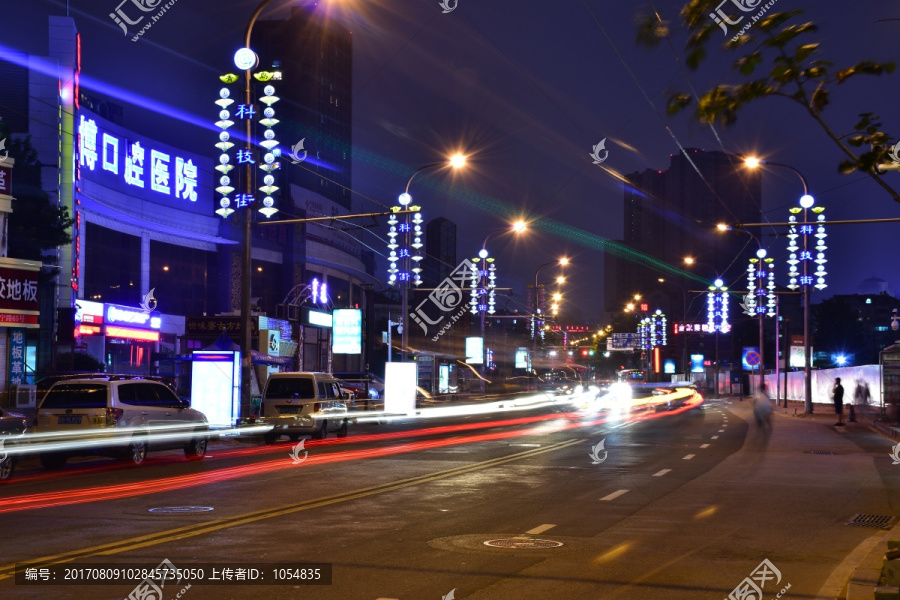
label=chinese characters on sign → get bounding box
[7,328,25,387]
[0,263,41,328]
[78,113,201,204]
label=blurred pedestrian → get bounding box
[753,382,773,431]
[853,379,872,418]
[833,377,845,426]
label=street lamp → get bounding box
[392,154,468,362]
[471,222,526,394]
[218,0,284,424]
[532,257,569,348]
[744,156,820,414]
[658,277,689,376]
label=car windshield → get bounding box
[40,384,107,409]
[265,378,316,400]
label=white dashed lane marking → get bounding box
[600,489,630,501]
[700,444,710,449]
[683,454,696,460]
[525,524,556,535]
[652,469,671,477]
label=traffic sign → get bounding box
[608,333,640,351]
[745,350,761,367]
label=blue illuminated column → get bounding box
[257,82,281,218]
[387,193,423,288]
[214,79,237,217]
[470,248,497,393]
[706,278,729,395]
[706,279,730,334]
[787,193,825,413]
[214,69,283,219]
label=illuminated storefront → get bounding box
[74,300,178,375]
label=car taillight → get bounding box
[313,403,320,413]
[106,407,124,425]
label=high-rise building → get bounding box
[423,217,457,289]
[255,5,353,210]
[605,148,762,321]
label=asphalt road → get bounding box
[0,393,897,600]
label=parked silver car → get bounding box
[34,377,209,469]
[259,372,349,443]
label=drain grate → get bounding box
[483,537,563,549]
[809,450,835,455]
[846,514,896,529]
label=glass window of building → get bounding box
[84,223,140,305]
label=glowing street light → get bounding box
[743,154,818,414]
[393,153,469,361]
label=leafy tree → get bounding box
[0,121,74,266]
[636,1,899,203]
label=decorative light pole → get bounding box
[707,278,730,396]
[744,156,820,414]
[747,248,776,389]
[391,154,467,361]
[213,0,285,424]
[469,222,526,394]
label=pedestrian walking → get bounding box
[853,379,872,419]
[753,382,773,431]
[833,377,845,426]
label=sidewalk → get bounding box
[719,395,900,600]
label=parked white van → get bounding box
[258,372,349,443]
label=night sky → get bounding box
[4,0,899,320]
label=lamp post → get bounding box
[471,222,526,395]
[744,157,820,414]
[532,257,569,351]
[658,277,688,377]
[217,0,279,424]
[392,154,466,363]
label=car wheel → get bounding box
[335,420,348,438]
[128,436,148,465]
[288,433,301,442]
[184,436,207,459]
[40,453,67,470]
[0,455,13,481]
[313,420,327,440]
[263,430,278,444]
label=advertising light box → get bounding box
[190,351,240,427]
[466,337,484,365]
[384,362,417,416]
[332,309,362,354]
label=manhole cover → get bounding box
[483,538,563,549]
[808,450,834,455]
[148,506,214,514]
[846,514,896,529]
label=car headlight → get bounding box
[368,389,379,399]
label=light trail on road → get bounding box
[0,391,701,513]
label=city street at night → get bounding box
[1,392,898,599]
[2,1,900,598]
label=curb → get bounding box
[847,524,900,600]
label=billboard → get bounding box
[332,309,362,354]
